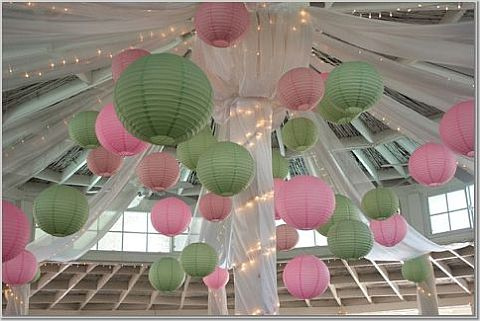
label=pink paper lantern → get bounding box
[111,48,150,82]
[151,197,192,236]
[408,142,457,187]
[2,250,37,285]
[439,100,475,157]
[199,193,232,222]
[370,214,408,247]
[2,200,30,263]
[95,103,149,157]
[275,175,335,230]
[276,224,299,251]
[87,146,123,177]
[320,72,329,82]
[194,3,250,48]
[137,152,180,192]
[202,266,229,290]
[273,178,285,220]
[277,67,325,111]
[282,255,330,300]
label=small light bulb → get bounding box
[389,12,393,17]
[24,72,29,78]
[407,8,412,12]
[257,26,261,31]
[50,63,55,68]
[418,3,422,7]
[170,27,175,32]
[396,7,400,11]
[64,8,68,12]
[38,71,42,76]
[75,57,79,63]
[62,59,66,65]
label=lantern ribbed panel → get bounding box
[87,146,123,177]
[327,220,373,260]
[203,267,230,290]
[95,103,149,157]
[277,67,325,111]
[114,53,213,146]
[68,111,100,149]
[320,72,329,83]
[281,117,318,152]
[176,127,217,170]
[401,256,430,283]
[276,224,299,251]
[361,187,400,220]
[316,96,360,124]
[151,197,192,236]
[180,243,218,277]
[2,200,30,263]
[196,142,255,196]
[136,152,180,192]
[317,194,362,237]
[274,178,285,220]
[272,149,289,179]
[2,250,37,285]
[112,48,150,82]
[33,185,89,237]
[199,193,232,222]
[148,257,185,292]
[439,100,475,157]
[408,142,457,187]
[325,61,383,113]
[282,255,330,300]
[194,3,250,48]
[30,268,41,284]
[370,214,408,247]
[276,175,335,230]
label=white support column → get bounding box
[416,254,439,315]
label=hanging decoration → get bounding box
[274,178,285,220]
[199,193,232,222]
[148,257,186,292]
[176,126,217,171]
[68,111,100,149]
[114,53,213,146]
[281,117,319,152]
[33,185,89,237]
[361,187,399,220]
[408,142,457,187]
[317,194,363,237]
[327,220,373,260]
[439,99,474,157]
[2,250,37,285]
[316,97,359,124]
[136,152,180,192]
[87,146,123,177]
[272,148,289,179]
[320,72,329,82]
[370,214,408,247]
[203,266,230,290]
[401,255,430,283]
[196,142,255,196]
[151,197,192,236]
[276,224,299,252]
[111,48,151,83]
[2,200,30,263]
[180,243,218,278]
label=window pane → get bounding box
[469,185,475,207]
[123,233,147,252]
[447,190,467,211]
[35,227,47,240]
[296,230,316,248]
[98,232,122,251]
[314,231,328,246]
[147,214,156,233]
[148,234,171,252]
[430,214,450,234]
[449,210,471,230]
[428,194,447,214]
[109,215,123,232]
[123,211,147,233]
[174,235,188,251]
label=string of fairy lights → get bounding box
[351,2,465,19]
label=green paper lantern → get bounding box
[196,142,255,196]
[29,268,41,284]
[401,256,430,283]
[272,149,289,179]
[176,127,217,170]
[316,96,360,124]
[317,194,363,236]
[324,61,383,114]
[361,187,399,220]
[114,53,213,146]
[180,243,218,277]
[281,117,318,152]
[327,220,373,260]
[148,257,186,292]
[33,185,89,237]
[68,111,100,149]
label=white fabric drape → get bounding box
[4,285,30,316]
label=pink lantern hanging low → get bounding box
[439,99,475,157]
[277,67,325,111]
[111,48,150,82]
[276,224,299,251]
[273,178,285,220]
[2,200,30,263]
[370,214,408,247]
[199,193,232,222]
[151,197,192,236]
[282,255,330,300]
[137,152,180,192]
[408,142,457,187]
[2,250,37,285]
[203,266,229,290]
[194,3,250,48]
[87,146,123,177]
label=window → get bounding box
[275,219,327,248]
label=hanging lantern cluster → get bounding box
[136,152,180,192]
[148,257,185,292]
[370,213,408,247]
[272,149,289,179]
[2,200,30,263]
[317,194,363,237]
[361,187,399,220]
[439,99,474,157]
[180,243,218,278]
[87,146,123,177]
[151,197,192,237]
[281,117,319,152]
[68,111,101,149]
[199,193,232,222]
[176,127,217,171]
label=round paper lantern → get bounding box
[276,175,335,230]
[272,149,289,179]
[281,117,318,152]
[327,220,373,260]
[316,96,360,124]
[68,111,100,149]
[194,3,250,48]
[320,72,329,82]
[196,142,255,196]
[203,267,229,290]
[282,255,330,300]
[317,194,362,237]
[273,178,285,220]
[114,53,213,146]
[95,102,149,157]
[277,67,325,111]
[176,127,217,170]
[370,214,408,247]
[199,193,232,222]
[87,146,123,177]
[33,185,89,237]
[439,100,474,157]
[136,152,180,192]
[2,200,30,263]
[30,268,41,284]
[148,257,186,292]
[361,187,399,220]
[401,256,430,283]
[151,197,191,236]
[180,243,218,277]
[112,48,150,82]
[2,250,37,285]
[276,224,299,251]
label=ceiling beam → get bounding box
[79,265,121,310]
[59,150,89,184]
[448,250,474,269]
[352,149,381,185]
[146,291,159,311]
[370,260,404,300]
[430,258,471,294]
[112,265,147,310]
[179,276,192,310]
[341,259,372,303]
[328,284,342,306]
[31,263,72,296]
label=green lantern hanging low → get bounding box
[361,187,399,220]
[401,255,431,283]
[317,194,363,236]
[272,148,289,179]
[176,126,217,171]
[68,111,100,148]
[327,220,373,260]
[148,257,186,292]
[281,117,318,152]
[316,96,361,125]
[180,243,218,277]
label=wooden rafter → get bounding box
[341,259,372,303]
[328,284,342,306]
[78,265,121,310]
[430,258,471,294]
[31,263,72,296]
[179,276,191,310]
[370,260,404,300]
[112,265,147,310]
[448,249,474,269]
